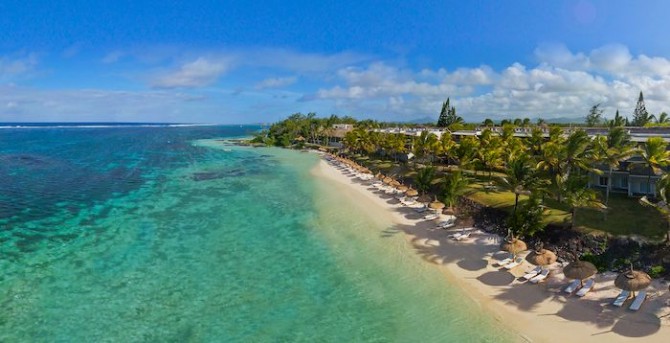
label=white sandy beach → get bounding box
[312,156,670,343]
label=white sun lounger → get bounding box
[529,269,550,283]
[493,257,513,267]
[453,232,471,241]
[402,199,417,206]
[503,257,523,270]
[522,266,542,281]
[437,221,455,230]
[437,218,456,228]
[576,279,595,297]
[564,279,581,294]
[612,290,630,307]
[629,290,647,311]
[423,213,439,220]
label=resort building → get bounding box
[588,157,661,197]
[371,126,670,197]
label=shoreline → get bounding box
[311,155,670,342]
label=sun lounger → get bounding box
[629,290,647,311]
[522,266,543,281]
[414,206,428,213]
[437,222,454,229]
[503,257,523,270]
[453,232,471,241]
[438,222,455,229]
[437,219,456,228]
[493,257,513,267]
[423,213,439,220]
[563,279,581,294]
[529,269,550,283]
[576,279,595,297]
[612,290,630,307]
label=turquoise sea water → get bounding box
[0,126,513,342]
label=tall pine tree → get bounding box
[632,91,651,126]
[437,98,450,127]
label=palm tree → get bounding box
[637,137,670,197]
[476,129,504,180]
[414,166,436,195]
[528,126,545,157]
[413,131,439,165]
[640,172,670,243]
[497,154,538,221]
[455,136,479,171]
[563,176,606,230]
[592,127,637,208]
[476,145,504,181]
[437,131,456,165]
[442,170,471,211]
[563,129,593,179]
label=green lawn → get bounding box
[465,179,667,240]
[346,155,667,240]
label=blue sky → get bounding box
[2,0,670,123]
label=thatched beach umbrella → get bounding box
[406,188,419,197]
[390,180,401,187]
[500,237,527,257]
[396,185,408,193]
[526,248,557,267]
[376,172,384,180]
[563,259,597,287]
[429,200,445,211]
[383,177,393,184]
[615,266,652,297]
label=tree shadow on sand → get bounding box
[539,291,662,338]
[493,282,551,311]
[476,271,515,286]
[457,258,488,271]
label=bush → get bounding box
[580,253,608,273]
[648,265,666,278]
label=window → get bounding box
[640,182,648,193]
[599,176,608,186]
[620,176,628,188]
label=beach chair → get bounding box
[522,266,542,281]
[403,199,417,206]
[563,279,580,294]
[529,269,550,283]
[629,290,647,311]
[493,257,513,267]
[503,257,523,270]
[612,290,630,307]
[423,213,439,220]
[454,232,471,241]
[437,221,455,230]
[576,279,595,297]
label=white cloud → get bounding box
[301,44,670,121]
[151,57,230,88]
[255,76,297,89]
